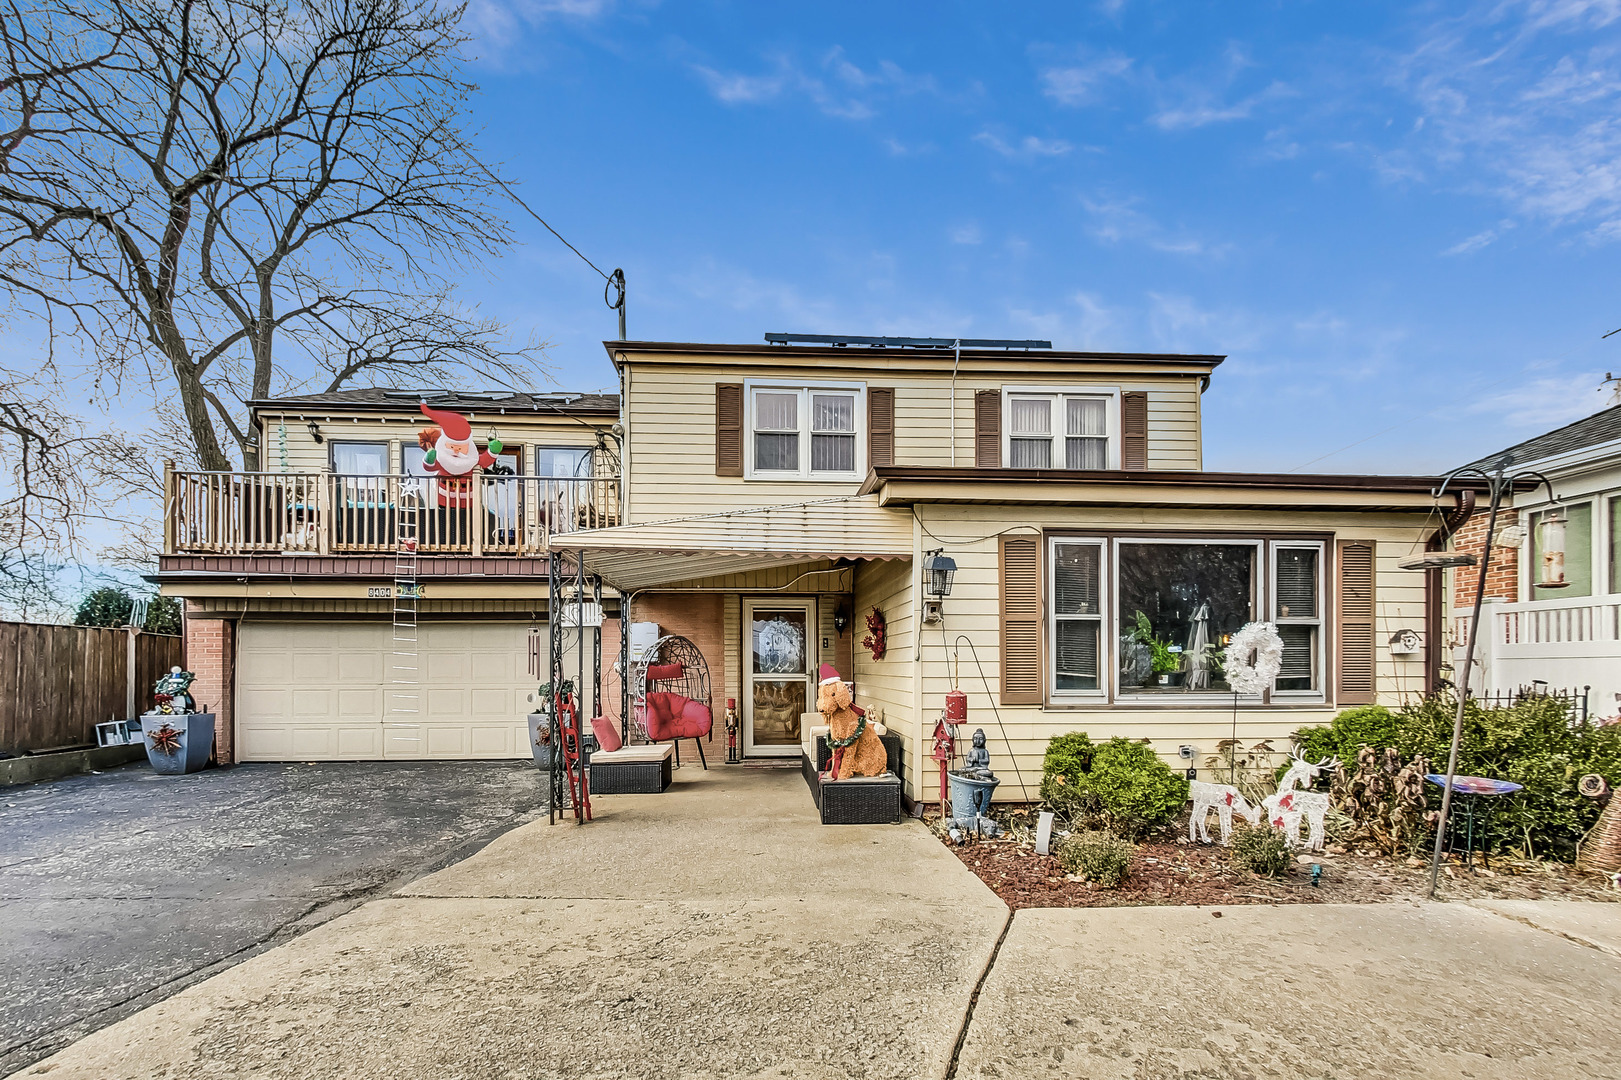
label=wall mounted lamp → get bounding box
[922,549,957,599]
[307,419,324,444]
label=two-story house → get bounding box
[160,337,1487,809]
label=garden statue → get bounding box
[1187,779,1262,845]
[152,666,196,714]
[1261,752,1340,851]
[948,728,1002,838]
[817,663,888,780]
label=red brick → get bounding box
[184,607,236,765]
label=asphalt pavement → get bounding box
[0,760,547,1076]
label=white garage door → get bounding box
[236,621,536,761]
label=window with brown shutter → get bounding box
[1000,535,1043,704]
[1121,391,1148,470]
[1335,540,1377,705]
[868,387,894,468]
[715,383,743,476]
[975,389,1001,467]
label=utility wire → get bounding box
[470,157,610,282]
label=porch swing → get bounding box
[635,635,715,769]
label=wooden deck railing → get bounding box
[163,467,620,557]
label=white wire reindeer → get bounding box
[1261,753,1341,852]
[1187,780,1262,845]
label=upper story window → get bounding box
[746,383,864,480]
[331,441,388,475]
[1004,391,1115,469]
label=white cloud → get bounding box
[1150,80,1293,131]
[1079,196,1225,257]
[1441,224,1511,255]
[1462,372,1611,428]
[689,48,941,121]
[973,130,1074,159]
[1040,53,1133,106]
[950,223,982,245]
[691,63,788,104]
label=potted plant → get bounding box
[527,678,576,769]
[1129,612,1184,687]
[141,667,215,775]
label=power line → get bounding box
[470,158,610,282]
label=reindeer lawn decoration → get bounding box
[1187,780,1262,845]
[1262,752,1341,852]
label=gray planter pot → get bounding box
[140,713,215,775]
[947,771,1000,827]
[528,712,553,770]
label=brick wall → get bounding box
[1451,513,1519,609]
[629,594,728,708]
[183,609,236,764]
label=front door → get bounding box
[743,599,816,757]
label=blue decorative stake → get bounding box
[1311,864,1323,888]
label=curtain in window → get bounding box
[1009,397,1051,435]
[1065,398,1108,469]
[811,434,855,472]
[810,393,856,472]
[1054,544,1100,614]
[534,447,592,478]
[332,443,388,475]
[811,394,854,432]
[756,392,798,430]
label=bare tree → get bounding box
[0,0,545,472]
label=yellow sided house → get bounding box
[159,337,1487,809]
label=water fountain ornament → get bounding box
[948,728,1002,838]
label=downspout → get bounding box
[1423,489,1477,695]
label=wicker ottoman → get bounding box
[814,733,903,782]
[589,744,674,794]
[817,774,902,825]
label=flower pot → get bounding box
[140,713,215,775]
[947,771,1000,826]
[1157,671,1186,687]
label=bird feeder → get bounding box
[1536,508,1571,589]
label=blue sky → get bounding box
[445,0,1621,474]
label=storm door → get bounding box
[742,599,816,757]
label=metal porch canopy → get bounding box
[547,495,914,591]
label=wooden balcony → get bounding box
[162,467,621,557]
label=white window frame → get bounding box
[1002,385,1120,471]
[1048,537,1109,701]
[743,380,866,481]
[1270,540,1326,701]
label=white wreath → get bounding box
[1223,621,1284,696]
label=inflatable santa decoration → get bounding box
[417,402,499,508]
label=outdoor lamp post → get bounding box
[923,549,957,598]
[1415,463,1556,899]
[1536,507,1571,589]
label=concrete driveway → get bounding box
[0,760,547,1075]
[9,761,1621,1080]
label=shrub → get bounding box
[1054,831,1133,888]
[1231,823,1291,877]
[1040,732,1101,825]
[1294,693,1621,860]
[1082,737,1191,839]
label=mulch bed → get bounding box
[943,824,1621,910]
[951,837,1327,909]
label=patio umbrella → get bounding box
[1184,600,1212,691]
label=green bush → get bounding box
[1040,734,1190,839]
[1293,694,1621,860]
[1054,831,1133,888]
[1231,823,1291,877]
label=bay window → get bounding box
[1006,391,1113,469]
[747,384,864,479]
[1046,535,1327,701]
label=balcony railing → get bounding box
[1455,593,1621,655]
[163,468,620,557]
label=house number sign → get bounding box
[368,585,426,599]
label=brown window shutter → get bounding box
[868,387,894,468]
[999,535,1042,704]
[975,389,1001,468]
[1121,391,1148,470]
[1335,540,1377,705]
[715,383,743,477]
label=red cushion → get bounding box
[644,691,711,741]
[590,715,622,754]
[645,662,684,681]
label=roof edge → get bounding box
[859,465,1509,497]
[604,340,1225,369]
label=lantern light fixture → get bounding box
[922,549,957,599]
[306,419,324,444]
[832,604,850,635]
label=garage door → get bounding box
[236,621,535,761]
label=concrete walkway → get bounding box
[13,762,1621,1080]
[13,763,1009,1080]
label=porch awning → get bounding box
[548,495,914,591]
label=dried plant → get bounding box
[1333,746,1435,855]
[146,722,182,755]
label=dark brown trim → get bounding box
[606,340,1225,370]
[862,465,1499,496]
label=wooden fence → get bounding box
[0,622,183,755]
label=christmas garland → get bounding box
[1223,621,1284,696]
[826,713,868,749]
